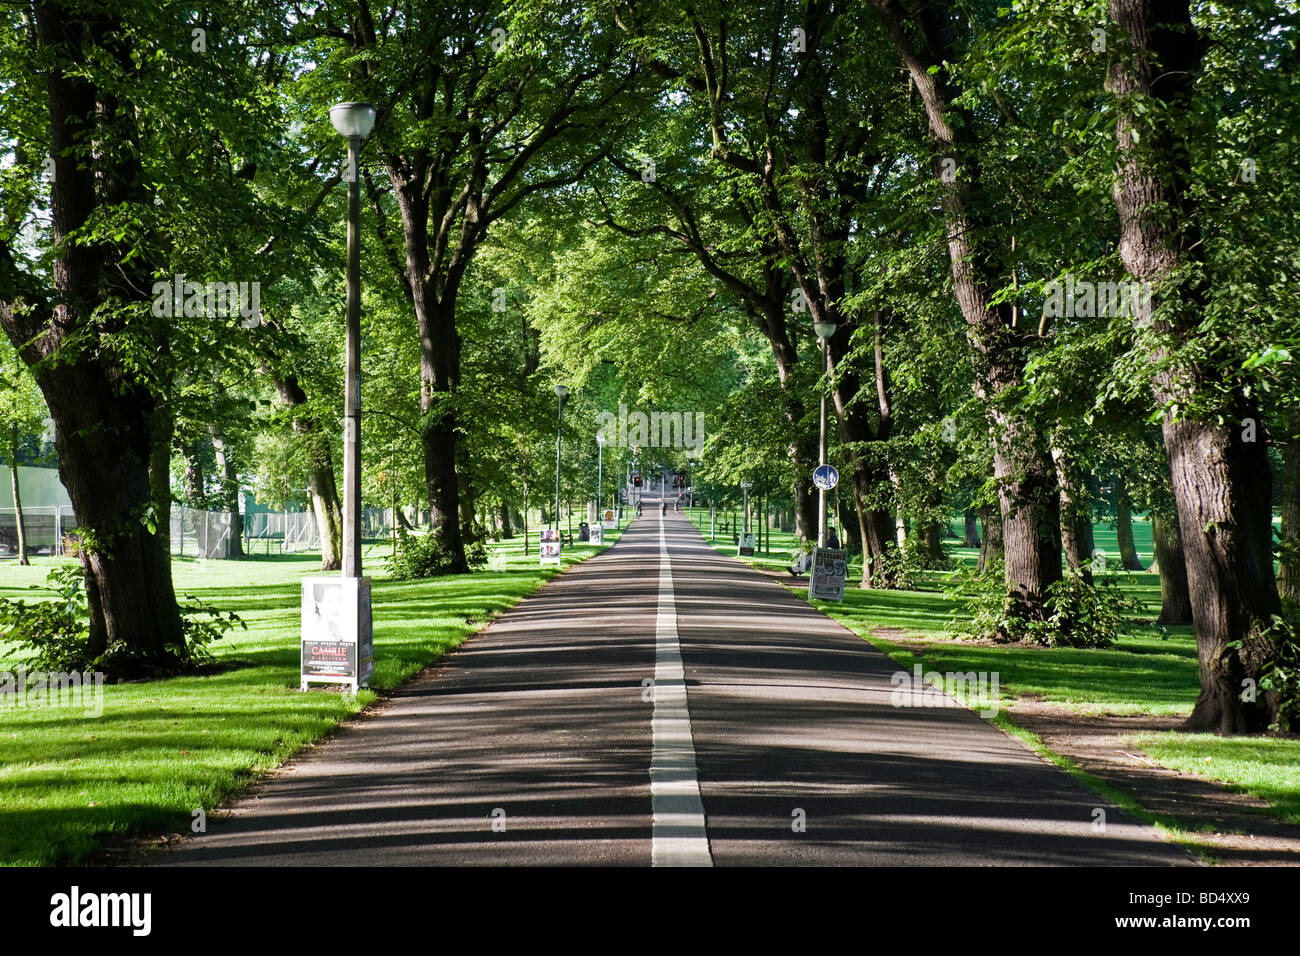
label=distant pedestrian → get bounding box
[827,527,840,550]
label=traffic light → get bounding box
[633,474,642,486]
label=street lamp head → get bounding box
[553,384,570,400]
[813,319,837,340]
[597,432,606,446]
[330,102,377,140]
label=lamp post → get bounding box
[597,431,605,520]
[301,101,376,695]
[330,101,377,578]
[553,384,569,531]
[813,318,836,548]
[741,480,752,536]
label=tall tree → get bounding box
[1105,0,1291,732]
[870,0,1063,623]
[311,0,639,571]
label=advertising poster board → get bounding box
[301,577,373,691]
[540,528,561,565]
[808,548,848,602]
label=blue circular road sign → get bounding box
[813,464,839,491]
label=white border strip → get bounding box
[651,511,713,866]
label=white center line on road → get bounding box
[651,511,713,867]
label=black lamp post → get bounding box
[329,101,377,577]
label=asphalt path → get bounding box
[158,503,1192,867]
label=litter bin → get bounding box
[579,521,590,541]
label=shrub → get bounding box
[0,564,245,674]
[1257,601,1300,732]
[869,542,926,590]
[0,564,91,670]
[946,562,1140,648]
[386,526,487,580]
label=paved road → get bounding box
[159,505,1192,867]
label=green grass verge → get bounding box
[0,527,622,866]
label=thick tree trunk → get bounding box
[768,332,817,545]
[1108,0,1281,733]
[1163,419,1279,730]
[1114,476,1145,570]
[922,521,943,563]
[417,312,467,572]
[963,510,981,549]
[387,161,469,573]
[1280,411,1300,601]
[48,368,184,670]
[0,5,184,674]
[978,504,1004,574]
[1152,511,1193,625]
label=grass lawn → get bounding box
[686,507,1300,838]
[0,527,621,866]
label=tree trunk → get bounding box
[419,321,468,572]
[498,501,512,539]
[962,510,981,548]
[1114,476,1145,570]
[9,427,27,566]
[0,4,184,674]
[209,423,244,559]
[182,442,204,503]
[46,369,183,669]
[396,505,414,532]
[149,411,172,559]
[1280,410,1300,601]
[387,162,469,574]
[923,521,943,563]
[1108,0,1281,733]
[457,439,476,546]
[872,2,1061,620]
[827,319,895,587]
[272,375,342,571]
[1152,511,1193,625]
[1053,444,1093,585]
[978,504,1004,574]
